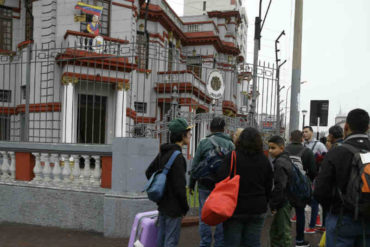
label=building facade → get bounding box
[0,0,252,156]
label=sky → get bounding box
[166,0,370,131]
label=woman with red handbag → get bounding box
[213,127,274,247]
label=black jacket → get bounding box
[215,150,273,216]
[145,144,189,217]
[286,143,317,181]
[314,133,370,215]
[270,152,293,211]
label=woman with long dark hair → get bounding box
[215,127,273,247]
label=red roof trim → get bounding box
[62,72,130,84]
[17,40,34,49]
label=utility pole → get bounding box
[289,0,303,133]
[275,30,286,135]
[248,0,272,127]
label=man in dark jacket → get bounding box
[314,108,370,246]
[286,130,316,247]
[268,135,293,247]
[189,117,234,247]
[145,118,192,247]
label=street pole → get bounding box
[302,114,305,130]
[248,0,272,127]
[289,0,303,133]
[275,30,286,135]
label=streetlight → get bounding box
[302,109,308,130]
[284,81,308,136]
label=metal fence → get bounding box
[0,36,279,151]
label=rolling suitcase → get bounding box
[128,210,159,247]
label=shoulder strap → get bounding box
[341,143,360,154]
[311,141,318,152]
[209,136,221,152]
[163,150,181,174]
[297,147,307,157]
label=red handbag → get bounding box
[201,151,240,226]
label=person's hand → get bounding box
[271,210,277,215]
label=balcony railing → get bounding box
[63,30,130,56]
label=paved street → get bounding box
[0,215,322,247]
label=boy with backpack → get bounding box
[145,118,192,247]
[189,117,235,247]
[286,130,316,247]
[268,136,294,247]
[268,135,312,247]
[314,109,370,246]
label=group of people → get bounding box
[145,108,370,247]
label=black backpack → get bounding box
[191,136,229,180]
[338,144,370,220]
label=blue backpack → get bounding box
[288,149,312,205]
[191,136,229,180]
[144,151,181,203]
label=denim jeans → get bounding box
[309,198,319,228]
[295,206,305,242]
[156,212,182,247]
[325,212,370,247]
[223,214,265,247]
[198,189,224,247]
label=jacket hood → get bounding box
[160,143,181,153]
[207,132,233,141]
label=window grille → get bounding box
[0,7,12,50]
[134,102,147,114]
[0,90,11,103]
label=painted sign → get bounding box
[207,70,225,99]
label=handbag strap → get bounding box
[228,151,237,177]
[162,150,181,175]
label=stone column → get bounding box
[61,78,76,143]
[115,82,128,138]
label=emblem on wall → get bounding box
[92,36,104,53]
[207,70,225,99]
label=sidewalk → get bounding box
[0,216,322,247]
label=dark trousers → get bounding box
[295,206,305,242]
[223,214,265,247]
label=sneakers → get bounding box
[304,228,316,234]
[315,226,326,232]
[291,215,297,223]
[296,240,311,247]
[316,215,322,227]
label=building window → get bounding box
[0,116,10,141]
[187,24,199,32]
[0,7,12,51]
[0,90,11,103]
[136,31,147,69]
[80,0,110,36]
[25,0,33,41]
[21,86,26,100]
[203,1,206,11]
[134,102,147,114]
[186,56,202,78]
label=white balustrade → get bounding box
[91,155,101,187]
[62,154,72,184]
[42,153,52,183]
[32,153,42,183]
[82,155,91,186]
[72,155,82,186]
[9,152,15,180]
[52,153,62,185]
[1,151,10,181]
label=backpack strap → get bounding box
[209,136,221,153]
[162,150,181,175]
[311,141,318,152]
[297,147,307,157]
[341,143,360,154]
